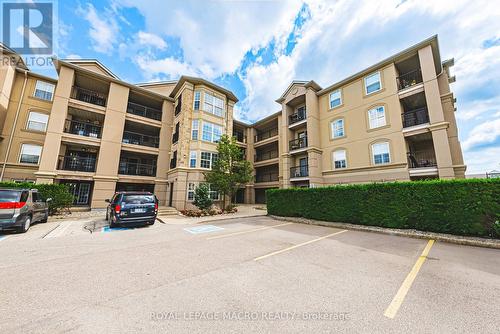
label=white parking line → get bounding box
[43,221,72,238]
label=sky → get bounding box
[11,0,500,174]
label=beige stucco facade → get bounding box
[0,36,465,209]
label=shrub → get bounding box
[193,184,213,211]
[266,179,500,238]
[0,182,74,215]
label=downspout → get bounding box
[0,69,28,181]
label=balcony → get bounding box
[233,131,246,143]
[64,119,102,138]
[127,102,162,121]
[118,161,156,177]
[255,172,279,183]
[172,132,179,144]
[289,137,307,151]
[71,86,107,107]
[58,155,97,172]
[402,107,430,128]
[255,128,278,142]
[290,165,308,178]
[255,150,278,162]
[289,109,306,125]
[407,152,437,168]
[396,69,423,91]
[122,131,159,148]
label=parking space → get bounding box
[0,216,498,333]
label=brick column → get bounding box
[155,99,174,206]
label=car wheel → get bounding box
[19,216,31,233]
[105,210,109,221]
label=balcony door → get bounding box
[299,157,308,176]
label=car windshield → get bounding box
[0,190,21,202]
[122,195,155,204]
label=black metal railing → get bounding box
[255,150,278,162]
[118,161,156,176]
[396,69,423,91]
[289,137,307,151]
[122,131,159,148]
[255,128,278,142]
[255,172,279,183]
[289,109,306,125]
[71,86,107,106]
[172,132,179,144]
[58,155,97,172]
[233,131,246,143]
[175,94,182,116]
[127,102,162,121]
[290,165,309,178]
[407,151,437,168]
[64,119,102,138]
[402,107,430,128]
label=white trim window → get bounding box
[191,119,199,140]
[187,182,196,201]
[34,80,55,101]
[200,152,218,169]
[202,121,222,143]
[203,92,224,117]
[207,184,220,200]
[331,119,345,138]
[329,89,342,109]
[193,91,201,110]
[20,144,42,164]
[189,151,197,168]
[27,111,49,132]
[333,150,347,169]
[365,71,381,95]
[372,142,390,165]
[368,106,386,129]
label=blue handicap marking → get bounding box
[183,225,224,234]
[102,226,134,233]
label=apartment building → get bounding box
[0,35,465,209]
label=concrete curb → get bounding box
[268,215,500,249]
[195,214,267,224]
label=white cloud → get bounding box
[79,3,119,55]
[462,146,500,174]
[136,31,167,50]
[135,56,198,80]
[456,96,500,121]
[462,118,500,151]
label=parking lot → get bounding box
[1,215,499,333]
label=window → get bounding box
[207,184,220,200]
[193,91,201,110]
[331,119,345,138]
[333,150,347,169]
[34,80,55,101]
[368,106,386,129]
[365,71,381,95]
[200,152,218,169]
[191,119,199,140]
[202,121,222,143]
[372,142,390,165]
[20,144,42,164]
[329,89,342,109]
[187,183,219,201]
[27,112,49,132]
[203,92,224,117]
[189,151,197,168]
[187,183,195,201]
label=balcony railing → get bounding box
[290,165,308,178]
[402,107,430,128]
[255,128,278,142]
[58,155,97,172]
[233,132,246,143]
[407,151,437,168]
[255,172,279,183]
[289,137,307,151]
[71,86,107,107]
[396,69,423,91]
[122,131,159,148]
[172,132,179,144]
[64,119,102,138]
[289,110,306,125]
[255,150,278,162]
[118,161,156,176]
[127,102,162,121]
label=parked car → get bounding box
[0,188,51,233]
[105,192,158,228]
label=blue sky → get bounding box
[11,0,500,173]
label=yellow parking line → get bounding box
[206,222,293,240]
[254,230,348,261]
[384,239,435,319]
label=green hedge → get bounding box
[0,182,74,215]
[266,179,500,238]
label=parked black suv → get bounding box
[105,192,158,228]
[0,189,50,233]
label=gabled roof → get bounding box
[169,76,238,102]
[63,59,120,79]
[0,42,28,70]
[275,80,322,103]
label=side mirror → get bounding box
[105,199,110,203]
[46,198,53,202]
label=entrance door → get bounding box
[64,181,93,206]
[168,183,174,207]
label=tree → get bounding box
[193,183,213,211]
[204,134,253,209]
